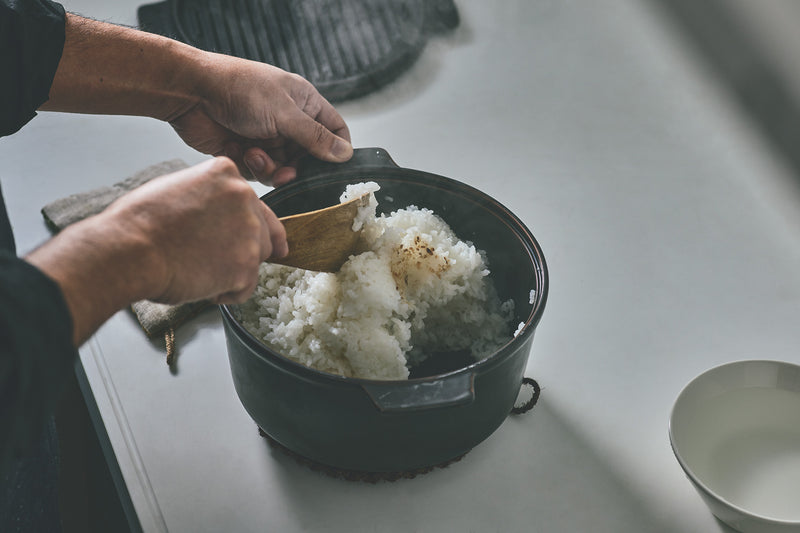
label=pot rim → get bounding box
[221,154,548,386]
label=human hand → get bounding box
[170,55,352,186]
[27,157,285,345]
[41,16,351,186]
[111,156,287,304]
[40,15,351,185]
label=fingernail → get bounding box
[330,138,352,160]
[245,153,266,174]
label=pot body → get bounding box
[221,148,548,471]
[223,313,536,471]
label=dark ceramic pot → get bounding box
[221,148,548,472]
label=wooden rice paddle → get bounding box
[268,193,370,272]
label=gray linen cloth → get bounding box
[41,159,211,363]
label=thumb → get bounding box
[280,109,353,162]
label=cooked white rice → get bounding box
[237,182,514,380]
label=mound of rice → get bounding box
[237,182,514,380]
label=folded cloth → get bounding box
[42,159,187,230]
[41,159,211,364]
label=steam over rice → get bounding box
[237,182,514,380]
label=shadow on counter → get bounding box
[263,397,691,533]
[648,0,800,182]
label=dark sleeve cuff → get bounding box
[0,0,66,137]
[0,252,76,469]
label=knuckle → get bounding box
[212,155,238,174]
[220,178,254,204]
[231,179,253,197]
[286,71,307,87]
[313,122,329,146]
[233,238,259,268]
[231,239,262,273]
[231,264,258,296]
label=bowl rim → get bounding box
[668,359,800,526]
[221,168,548,385]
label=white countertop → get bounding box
[3,1,800,531]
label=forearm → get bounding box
[25,208,163,347]
[39,13,205,121]
[23,157,284,347]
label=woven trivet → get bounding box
[259,378,541,482]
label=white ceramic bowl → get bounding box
[670,360,800,533]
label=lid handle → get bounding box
[296,147,400,179]
[361,373,475,413]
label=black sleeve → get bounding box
[0,252,76,473]
[0,0,66,137]
[0,0,71,473]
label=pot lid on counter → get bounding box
[138,0,460,102]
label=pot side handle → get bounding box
[361,373,475,413]
[296,147,400,179]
